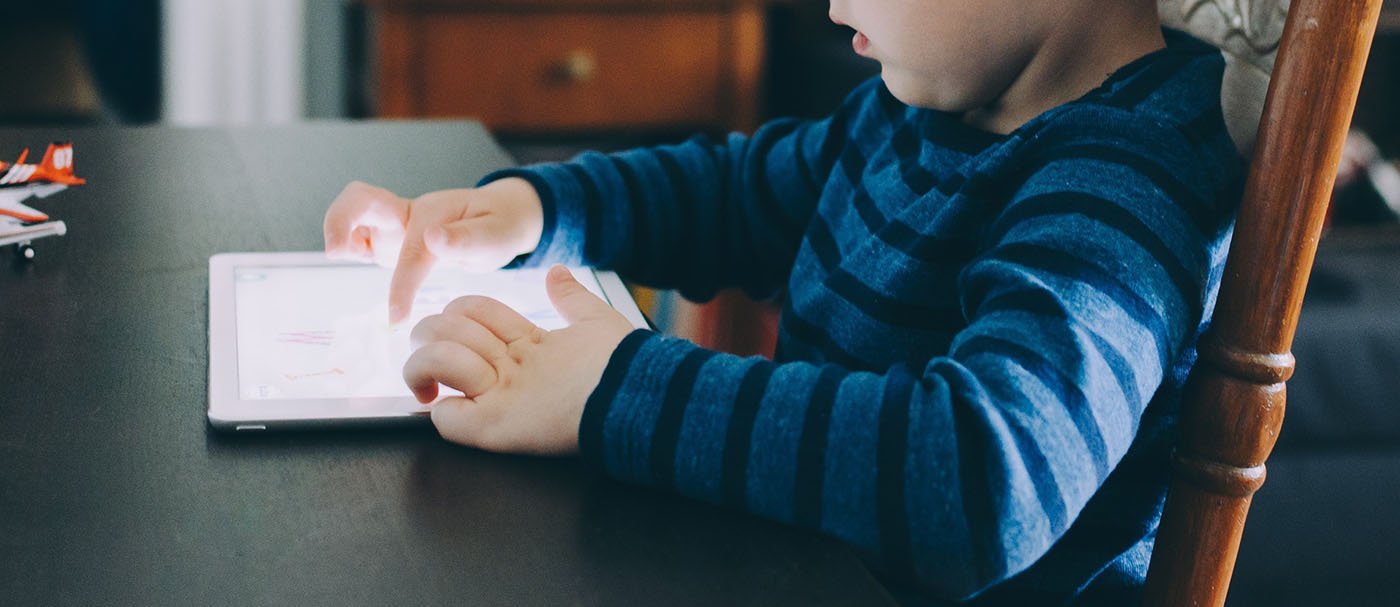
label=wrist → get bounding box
[475,167,563,268]
[481,176,545,257]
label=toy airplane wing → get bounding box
[0,191,50,222]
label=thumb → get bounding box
[423,222,471,259]
[424,218,518,270]
[545,265,612,325]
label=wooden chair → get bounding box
[1143,0,1385,605]
[686,1,1383,602]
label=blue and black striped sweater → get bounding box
[485,29,1243,605]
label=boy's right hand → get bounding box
[323,177,545,323]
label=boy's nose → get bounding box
[827,1,848,26]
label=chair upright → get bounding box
[1143,1,1385,605]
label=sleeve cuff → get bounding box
[578,328,656,468]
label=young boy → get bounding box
[323,0,1243,603]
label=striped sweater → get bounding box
[484,29,1243,605]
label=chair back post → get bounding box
[1142,1,1384,605]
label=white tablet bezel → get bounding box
[208,252,649,432]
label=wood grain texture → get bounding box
[362,0,768,133]
[361,0,764,11]
[371,10,420,117]
[414,12,724,130]
[1142,1,1384,605]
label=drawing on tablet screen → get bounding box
[234,265,596,400]
[285,368,344,381]
[277,330,336,346]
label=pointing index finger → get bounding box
[388,200,458,323]
[388,239,435,324]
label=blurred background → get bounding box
[2,0,1394,211]
[2,0,1395,229]
[2,1,1400,605]
[0,0,879,149]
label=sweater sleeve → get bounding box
[576,122,1234,600]
[477,80,881,301]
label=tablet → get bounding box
[208,252,648,431]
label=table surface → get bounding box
[0,122,894,606]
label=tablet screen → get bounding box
[232,264,601,400]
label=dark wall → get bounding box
[765,3,880,120]
[1353,30,1400,157]
[75,0,161,123]
[0,0,159,124]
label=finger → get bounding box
[388,242,435,324]
[324,182,407,260]
[388,201,468,323]
[402,341,498,403]
[444,295,539,343]
[545,265,613,324]
[409,313,510,362]
[323,193,361,259]
[348,226,373,260]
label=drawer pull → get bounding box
[555,50,598,84]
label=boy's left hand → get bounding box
[403,265,636,455]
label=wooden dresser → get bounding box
[361,0,767,134]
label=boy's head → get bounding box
[829,0,1164,130]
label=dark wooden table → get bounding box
[0,122,894,606]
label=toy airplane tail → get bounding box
[36,143,84,185]
[0,142,87,222]
[2,142,84,187]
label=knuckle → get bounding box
[506,338,533,363]
[422,341,457,367]
[448,295,495,318]
[409,314,447,347]
[334,182,373,206]
[494,370,512,391]
[414,190,447,206]
[408,342,450,374]
[336,181,365,199]
[322,214,350,239]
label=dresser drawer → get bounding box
[383,11,725,131]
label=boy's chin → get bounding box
[880,69,967,112]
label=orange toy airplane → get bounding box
[0,142,85,258]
